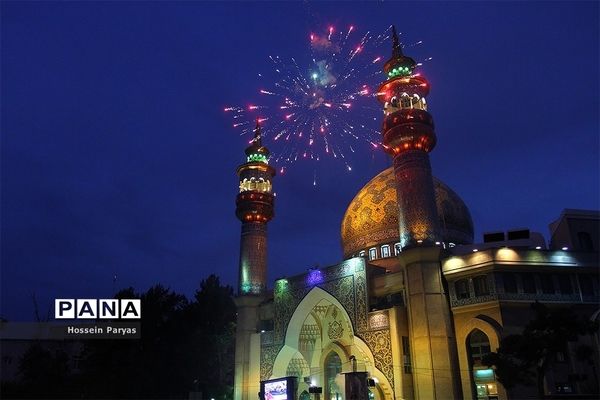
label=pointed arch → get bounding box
[270,287,394,398]
[272,287,355,378]
[456,316,505,400]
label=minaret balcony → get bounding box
[235,192,274,222]
[382,109,436,154]
[377,75,430,103]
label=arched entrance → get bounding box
[467,329,498,400]
[270,287,393,399]
[299,390,310,400]
[324,351,342,400]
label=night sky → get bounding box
[2,1,598,321]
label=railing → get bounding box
[450,292,597,307]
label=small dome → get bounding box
[341,167,474,258]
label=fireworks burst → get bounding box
[225,25,428,174]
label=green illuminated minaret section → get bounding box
[235,120,275,295]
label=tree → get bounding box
[4,275,237,399]
[185,274,237,399]
[79,285,190,398]
[483,302,598,399]
[77,276,237,399]
[15,343,72,398]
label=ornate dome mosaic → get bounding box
[341,167,474,258]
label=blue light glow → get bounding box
[307,269,323,285]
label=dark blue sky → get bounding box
[2,1,598,321]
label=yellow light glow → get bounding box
[496,247,519,261]
[443,257,465,271]
[239,177,272,193]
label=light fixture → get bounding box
[562,246,568,251]
[472,249,478,252]
[535,246,541,250]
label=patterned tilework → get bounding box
[359,329,394,389]
[261,259,369,380]
[341,167,474,257]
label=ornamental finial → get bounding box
[392,25,403,57]
[253,118,262,145]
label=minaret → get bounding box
[233,120,275,400]
[235,120,276,295]
[377,26,441,248]
[377,27,462,399]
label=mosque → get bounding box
[232,28,600,400]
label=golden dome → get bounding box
[341,167,474,258]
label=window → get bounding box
[400,95,412,108]
[468,329,491,367]
[522,274,536,294]
[555,383,574,394]
[455,279,470,299]
[359,250,366,257]
[503,273,518,293]
[402,336,412,374]
[381,245,391,258]
[558,275,573,295]
[413,95,427,111]
[368,248,377,261]
[540,274,555,294]
[394,243,401,255]
[473,276,489,296]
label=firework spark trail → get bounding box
[225,25,429,173]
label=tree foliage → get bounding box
[10,343,72,398]
[482,302,598,399]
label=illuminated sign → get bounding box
[264,379,287,400]
[260,376,297,400]
[474,368,494,382]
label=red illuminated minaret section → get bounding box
[235,120,276,295]
[377,26,442,249]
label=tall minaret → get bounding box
[377,27,462,399]
[233,120,275,400]
[377,26,441,248]
[235,120,276,295]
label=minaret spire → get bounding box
[391,25,403,57]
[253,118,262,146]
